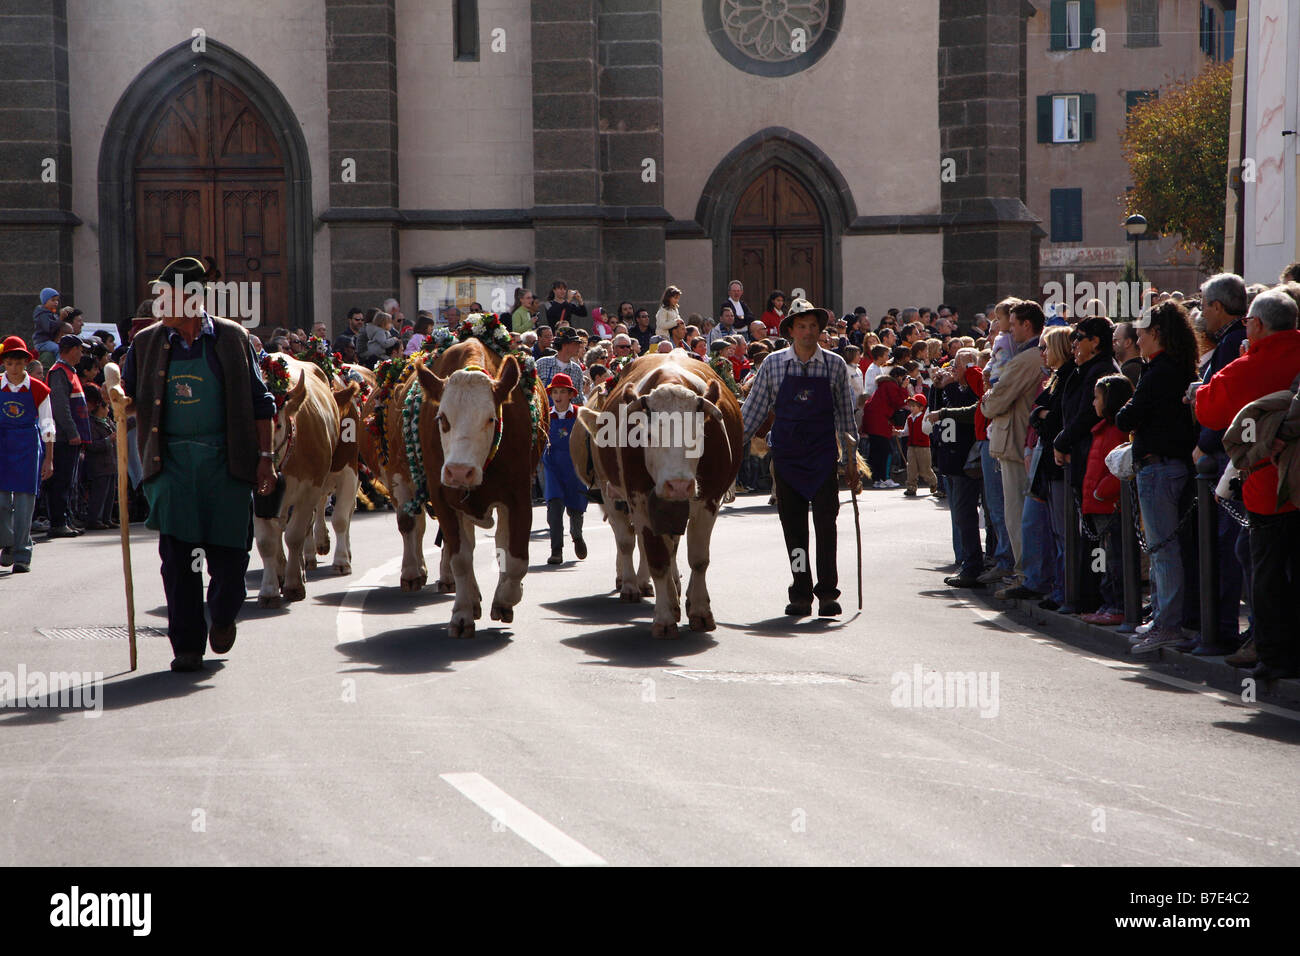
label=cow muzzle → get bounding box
[658,478,695,500]
[442,463,482,489]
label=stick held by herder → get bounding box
[104,362,136,671]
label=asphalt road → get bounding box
[2,488,1297,866]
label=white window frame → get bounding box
[1052,95,1081,143]
[1065,1,1082,49]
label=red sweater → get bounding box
[1081,419,1126,514]
[1195,329,1300,514]
[965,365,989,441]
[906,411,930,448]
[862,376,908,437]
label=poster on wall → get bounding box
[416,273,525,327]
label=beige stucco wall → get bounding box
[842,233,944,314]
[66,0,331,326]
[665,239,713,317]
[398,229,535,316]
[396,0,533,210]
[1027,0,1226,290]
[661,2,941,223]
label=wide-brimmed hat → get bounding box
[554,327,582,346]
[547,373,577,393]
[151,255,218,289]
[0,335,33,362]
[779,298,833,337]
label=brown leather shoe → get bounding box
[1224,638,1256,667]
[209,622,237,655]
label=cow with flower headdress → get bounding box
[366,313,548,636]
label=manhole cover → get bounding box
[37,626,168,641]
[663,669,858,685]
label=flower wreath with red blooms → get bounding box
[365,354,409,464]
[598,354,636,398]
[294,335,338,382]
[260,353,292,412]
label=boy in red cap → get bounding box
[898,393,938,497]
[542,373,588,565]
[0,336,56,572]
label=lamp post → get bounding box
[1124,213,1148,278]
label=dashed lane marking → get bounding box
[440,772,607,866]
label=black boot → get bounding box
[570,509,587,560]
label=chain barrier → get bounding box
[1071,489,1103,543]
[1124,478,1199,555]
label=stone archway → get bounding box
[98,39,312,333]
[695,127,856,315]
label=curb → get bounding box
[975,592,1300,709]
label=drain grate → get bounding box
[663,669,862,685]
[38,626,169,641]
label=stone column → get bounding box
[938,0,1040,320]
[324,0,400,330]
[0,0,77,341]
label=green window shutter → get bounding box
[1079,0,1096,46]
[1080,93,1097,141]
[1037,95,1054,143]
[1050,189,1084,243]
[1050,0,1066,50]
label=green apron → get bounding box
[144,350,253,549]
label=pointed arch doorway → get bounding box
[99,40,312,333]
[730,165,825,309]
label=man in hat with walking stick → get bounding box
[740,298,862,617]
[109,256,277,673]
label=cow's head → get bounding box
[417,355,519,489]
[629,376,725,500]
[272,362,308,448]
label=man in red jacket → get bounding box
[1193,289,1300,680]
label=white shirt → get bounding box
[863,362,885,398]
[846,364,864,409]
[1,372,57,442]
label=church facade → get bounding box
[0,1,1042,338]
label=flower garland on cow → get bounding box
[598,354,636,400]
[365,354,408,466]
[392,313,547,517]
[260,353,292,414]
[294,335,338,383]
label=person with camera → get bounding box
[543,280,587,330]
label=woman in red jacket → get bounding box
[862,366,909,489]
[1079,374,1134,626]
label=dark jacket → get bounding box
[1120,356,1143,387]
[123,316,274,485]
[630,323,654,353]
[718,298,754,326]
[930,379,977,477]
[83,415,117,479]
[1054,352,1119,487]
[1114,350,1197,463]
[1195,318,1248,456]
[33,304,60,348]
[1029,360,1073,497]
[543,298,588,329]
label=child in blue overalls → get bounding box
[542,373,588,565]
[0,336,56,573]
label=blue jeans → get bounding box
[979,439,1014,571]
[1021,493,1055,595]
[1136,459,1190,631]
[0,490,37,566]
[1045,479,1067,605]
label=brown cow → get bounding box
[254,355,358,606]
[309,362,375,574]
[576,353,742,637]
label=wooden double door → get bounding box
[134,72,287,327]
[730,166,825,309]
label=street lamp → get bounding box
[1124,214,1148,278]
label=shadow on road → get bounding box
[1210,712,1300,745]
[311,585,453,615]
[335,624,508,675]
[0,663,222,725]
[561,625,718,668]
[719,614,860,639]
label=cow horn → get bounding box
[695,396,724,424]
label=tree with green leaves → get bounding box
[1120,61,1232,273]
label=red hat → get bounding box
[547,373,577,393]
[0,335,33,362]
[908,393,927,408]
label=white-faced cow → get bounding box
[254,355,358,606]
[576,353,742,638]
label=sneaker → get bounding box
[872,480,884,489]
[881,479,901,489]
[1037,597,1060,611]
[1134,620,1157,636]
[1081,610,1125,626]
[1173,634,1200,652]
[48,525,81,539]
[1224,638,1257,667]
[977,566,1012,585]
[1131,629,1182,657]
[29,518,49,534]
[943,574,985,589]
[996,584,1042,601]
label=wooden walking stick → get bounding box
[852,479,862,612]
[103,363,137,671]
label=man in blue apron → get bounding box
[741,299,862,616]
[0,336,56,573]
[116,257,277,672]
[542,373,588,564]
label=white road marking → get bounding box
[440,772,607,866]
[962,600,1299,722]
[335,556,402,644]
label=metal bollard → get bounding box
[1063,482,1080,609]
[1119,480,1142,628]
[1196,454,1219,645]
